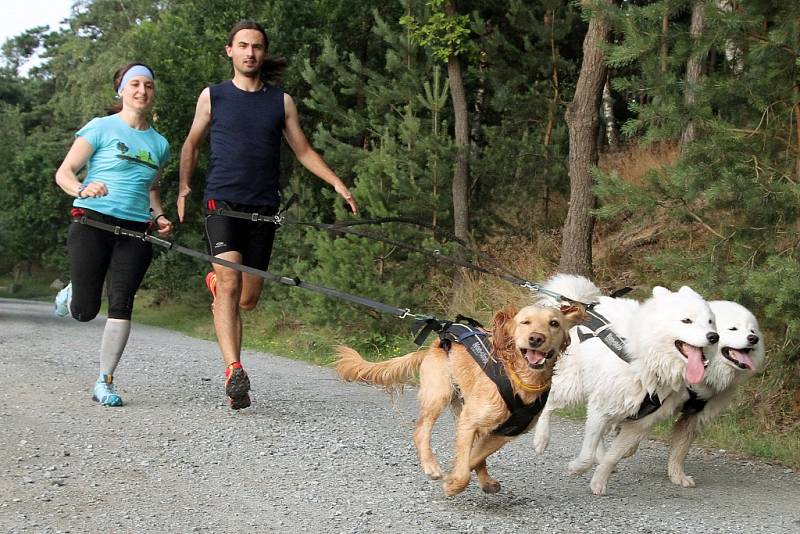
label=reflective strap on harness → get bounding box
[576,305,631,362]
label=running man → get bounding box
[177,20,357,409]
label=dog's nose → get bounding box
[747,334,759,345]
[529,333,545,348]
[706,332,719,344]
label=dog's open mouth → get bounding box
[721,346,756,371]
[675,340,707,385]
[519,348,554,369]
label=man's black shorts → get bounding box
[204,202,278,270]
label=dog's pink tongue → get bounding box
[730,349,755,370]
[684,344,706,384]
[525,349,545,366]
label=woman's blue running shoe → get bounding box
[93,374,123,407]
[54,282,72,317]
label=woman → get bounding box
[54,63,171,407]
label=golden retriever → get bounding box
[335,303,585,496]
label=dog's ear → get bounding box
[559,303,587,327]
[560,333,572,352]
[652,286,671,298]
[490,306,518,353]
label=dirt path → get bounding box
[1,298,798,533]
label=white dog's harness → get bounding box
[437,322,549,437]
[576,305,665,420]
[576,305,630,361]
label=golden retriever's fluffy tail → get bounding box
[335,345,427,387]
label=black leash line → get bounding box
[77,216,434,322]
[201,204,586,305]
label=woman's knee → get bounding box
[71,304,100,322]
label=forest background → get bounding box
[1,0,798,465]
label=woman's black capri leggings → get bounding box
[67,211,153,322]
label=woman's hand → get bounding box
[154,214,173,236]
[78,181,108,198]
[154,213,172,236]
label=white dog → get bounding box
[533,274,719,495]
[666,300,764,487]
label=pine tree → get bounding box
[596,0,800,372]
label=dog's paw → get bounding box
[422,463,443,480]
[590,476,608,496]
[533,431,549,455]
[479,478,501,494]
[443,475,469,497]
[670,472,695,488]
[567,458,592,476]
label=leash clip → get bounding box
[273,214,284,225]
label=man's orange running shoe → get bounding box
[225,362,251,410]
[205,271,217,311]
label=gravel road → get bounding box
[1,297,798,533]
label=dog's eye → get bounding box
[549,319,560,328]
[681,318,692,324]
[729,327,738,331]
[520,320,530,325]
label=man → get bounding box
[178,20,357,410]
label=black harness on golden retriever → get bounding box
[438,322,549,437]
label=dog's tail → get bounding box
[335,345,428,388]
[542,273,602,304]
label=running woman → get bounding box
[54,62,172,407]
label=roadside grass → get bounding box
[0,269,62,300]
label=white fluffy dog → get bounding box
[533,274,719,495]
[666,300,764,487]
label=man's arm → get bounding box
[178,88,212,222]
[282,93,357,214]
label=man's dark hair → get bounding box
[227,20,287,84]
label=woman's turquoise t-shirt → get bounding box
[73,114,170,222]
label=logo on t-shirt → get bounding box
[115,141,159,170]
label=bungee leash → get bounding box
[204,199,584,305]
[75,214,434,323]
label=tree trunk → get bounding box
[444,1,470,243]
[447,51,470,243]
[558,0,613,276]
[717,0,743,75]
[602,77,619,149]
[680,0,707,149]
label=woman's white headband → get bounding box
[117,65,154,95]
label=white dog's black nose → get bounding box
[529,333,545,348]
[707,332,719,344]
[747,334,759,345]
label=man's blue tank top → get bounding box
[204,81,284,206]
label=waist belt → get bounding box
[70,208,151,232]
[439,322,548,437]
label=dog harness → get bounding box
[575,304,666,420]
[437,322,549,437]
[575,304,630,362]
[680,388,708,415]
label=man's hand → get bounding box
[335,183,358,214]
[177,187,191,223]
